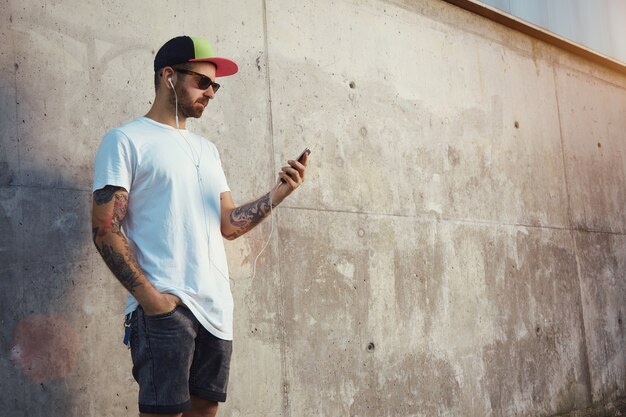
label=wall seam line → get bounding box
[552,61,594,405]
[1,184,92,192]
[275,207,626,236]
[261,1,292,416]
[557,63,626,91]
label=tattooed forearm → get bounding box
[99,242,143,292]
[224,192,273,240]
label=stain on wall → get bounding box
[10,314,80,383]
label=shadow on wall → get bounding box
[0,33,137,415]
[0,139,91,414]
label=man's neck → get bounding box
[145,104,186,129]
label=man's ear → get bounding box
[161,67,176,90]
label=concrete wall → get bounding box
[1,0,624,416]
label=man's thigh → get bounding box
[188,325,233,404]
[130,306,197,414]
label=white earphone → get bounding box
[167,76,180,129]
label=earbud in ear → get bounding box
[167,77,174,89]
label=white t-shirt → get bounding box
[93,116,234,340]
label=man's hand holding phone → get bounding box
[271,148,310,206]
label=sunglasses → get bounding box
[173,68,220,93]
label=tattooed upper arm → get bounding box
[92,186,129,244]
[94,185,124,205]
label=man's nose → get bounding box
[203,87,215,99]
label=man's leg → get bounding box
[187,327,232,416]
[130,307,197,415]
[182,395,219,417]
[140,413,182,417]
[139,393,217,417]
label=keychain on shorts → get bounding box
[123,312,133,348]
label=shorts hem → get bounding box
[138,399,191,414]
[190,388,227,403]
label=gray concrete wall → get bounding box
[1,1,624,416]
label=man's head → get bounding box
[151,36,238,125]
[153,35,238,92]
[161,62,219,120]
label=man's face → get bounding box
[170,62,218,120]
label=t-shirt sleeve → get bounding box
[92,128,135,193]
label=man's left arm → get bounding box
[220,154,309,240]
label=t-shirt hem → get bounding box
[186,303,233,341]
[124,297,233,341]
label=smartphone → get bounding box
[280,148,311,183]
[296,147,311,163]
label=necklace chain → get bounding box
[169,122,229,282]
[175,129,202,170]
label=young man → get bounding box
[92,36,308,417]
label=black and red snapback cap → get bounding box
[154,35,238,77]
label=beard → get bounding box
[169,85,208,120]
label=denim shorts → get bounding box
[128,305,232,414]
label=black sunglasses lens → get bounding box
[198,77,210,89]
[198,77,219,92]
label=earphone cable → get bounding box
[250,190,276,280]
[171,78,275,282]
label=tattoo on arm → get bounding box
[94,185,121,205]
[99,242,143,292]
[111,192,128,233]
[224,192,272,239]
[93,186,144,293]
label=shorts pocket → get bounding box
[143,305,180,319]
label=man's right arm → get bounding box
[91,185,179,315]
